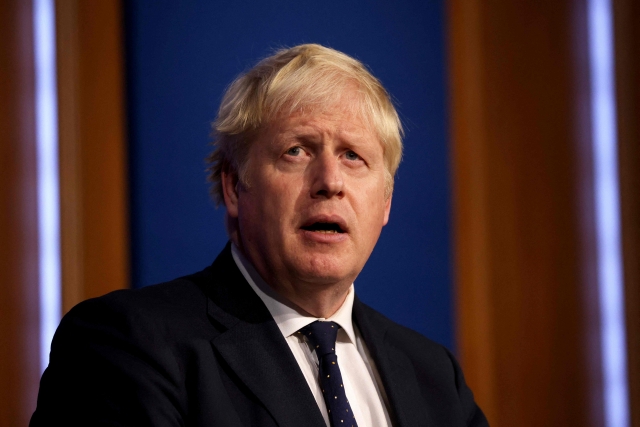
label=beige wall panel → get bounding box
[0,1,41,425]
[448,1,604,426]
[614,0,640,425]
[57,0,129,313]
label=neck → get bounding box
[272,281,351,318]
[232,240,352,318]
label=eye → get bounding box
[286,146,302,156]
[344,150,361,161]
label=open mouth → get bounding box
[301,222,345,234]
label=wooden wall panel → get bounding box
[0,1,41,425]
[614,0,640,425]
[56,0,129,313]
[448,1,603,426]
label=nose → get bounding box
[310,152,344,199]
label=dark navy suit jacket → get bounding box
[31,243,488,426]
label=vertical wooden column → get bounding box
[614,0,640,425]
[0,1,41,425]
[448,1,603,426]
[56,0,129,313]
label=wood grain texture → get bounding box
[56,0,129,313]
[448,1,604,426]
[0,1,41,424]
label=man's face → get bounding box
[223,92,391,292]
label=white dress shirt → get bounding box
[231,244,392,427]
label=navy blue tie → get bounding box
[299,321,358,427]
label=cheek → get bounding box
[355,185,389,234]
[237,195,262,237]
[357,176,388,209]
[239,177,301,234]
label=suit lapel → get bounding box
[203,244,326,427]
[353,297,434,427]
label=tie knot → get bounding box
[299,321,339,356]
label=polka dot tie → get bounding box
[299,321,358,427]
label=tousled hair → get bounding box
[206,43,403,204]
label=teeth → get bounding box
[315,229,337,233]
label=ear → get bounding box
[221,169,240,219]
[382,193,392,226]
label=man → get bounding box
[31,44,488,426]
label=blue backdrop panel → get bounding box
[125,0,453,350]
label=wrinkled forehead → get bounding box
[264,83,380,141]
[263,111,382,153]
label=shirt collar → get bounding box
[231,243,357,344]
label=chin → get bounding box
[291,253,357,285]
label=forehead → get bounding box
[266,91,379,143]
[277,109,371,138]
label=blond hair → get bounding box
[206,44,403,204]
